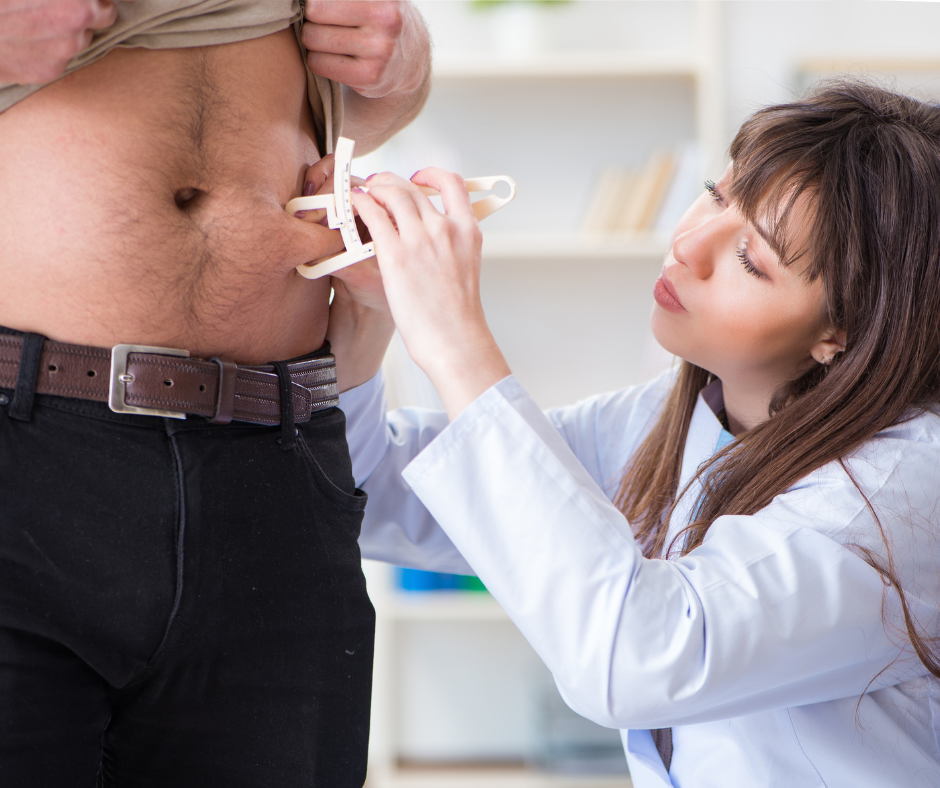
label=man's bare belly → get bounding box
[0,28,341,365]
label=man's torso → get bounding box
[0,28,339,364]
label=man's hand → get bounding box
[302,1,430,99]
[0,0,131,85]
[302,1,431,154]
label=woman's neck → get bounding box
[718,380,776,435]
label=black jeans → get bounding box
[0,334,374,787]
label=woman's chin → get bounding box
[650,308,686,360]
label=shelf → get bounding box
[366,6,721,778]
[482,233,668,261]
[798,57,940,74]
[433,52,699,80]
[383,592,509,622]
[367,764,632,788]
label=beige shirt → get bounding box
[0,0,343,154]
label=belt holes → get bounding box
[163,379,174,387]
[48,364,58,373]
[199,384,206,392]
[87,370,96,377]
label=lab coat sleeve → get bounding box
[543,373,673,497]
[340,371,473,574]
[401,375,940,729]
[340,370,672,574]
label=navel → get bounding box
[173,186,207,210]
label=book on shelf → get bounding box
[396,567,488,593]
[581,144,701,238]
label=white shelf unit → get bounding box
[364,561,634,788]
[386,592,509,623]
[481,232,668,262]
[432,52,700,79]
[368,766,633,788]
[364,4,724,786]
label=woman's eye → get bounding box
[736,245,764,279]
[704,179,721,203]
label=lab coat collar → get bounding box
[678,379,725,492]
[666,380,726,547]
[623,729,674,786]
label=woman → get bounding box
[331,80,940,786]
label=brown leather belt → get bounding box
[0,335,339,425]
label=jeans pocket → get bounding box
[297,435,368,512]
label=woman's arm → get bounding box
[400,377,936,728]
[352,170,511,419]
[350,171,939,728]
[341,366,673,574]
[340,372,474,574]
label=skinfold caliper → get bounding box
[284,136,517,280]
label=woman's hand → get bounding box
[352,169,511,419]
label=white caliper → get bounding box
[285,136,516,279]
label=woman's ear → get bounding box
[810,328,847,366]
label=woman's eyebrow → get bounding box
[718,177,786,260]
[751,219,783,259]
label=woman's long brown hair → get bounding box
[615,80,940,676]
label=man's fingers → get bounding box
[0,0,121,84]
[304,0,401,29]
[304,51,389,96]
[302,23,376,59]
[87,0,119,31]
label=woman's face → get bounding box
[651,166,834,398]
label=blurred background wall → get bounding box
[359,3,940,786]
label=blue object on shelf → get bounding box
[394,568,487,593]
[397,567,440,591]
[435,572,461,590]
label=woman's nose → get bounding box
[672,211,727,278]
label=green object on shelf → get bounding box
[457,575,488,592]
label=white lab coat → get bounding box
[342,370,940,787]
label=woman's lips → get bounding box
[653,275,686,313]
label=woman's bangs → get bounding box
[728,113,823,271]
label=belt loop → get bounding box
[9,332,46,422]
[208,357,238,425]
[271,360,297,451]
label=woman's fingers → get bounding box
[366,171,443,227]
[351,188,402,255]
[304,155,334,195]
[363,174,435,238]
[293,156,335,222]
[411,167,474,219]
[292,156,366,225]
[355,170,482,282]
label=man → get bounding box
[0,1,430,784]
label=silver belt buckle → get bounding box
[109,344,191,418]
